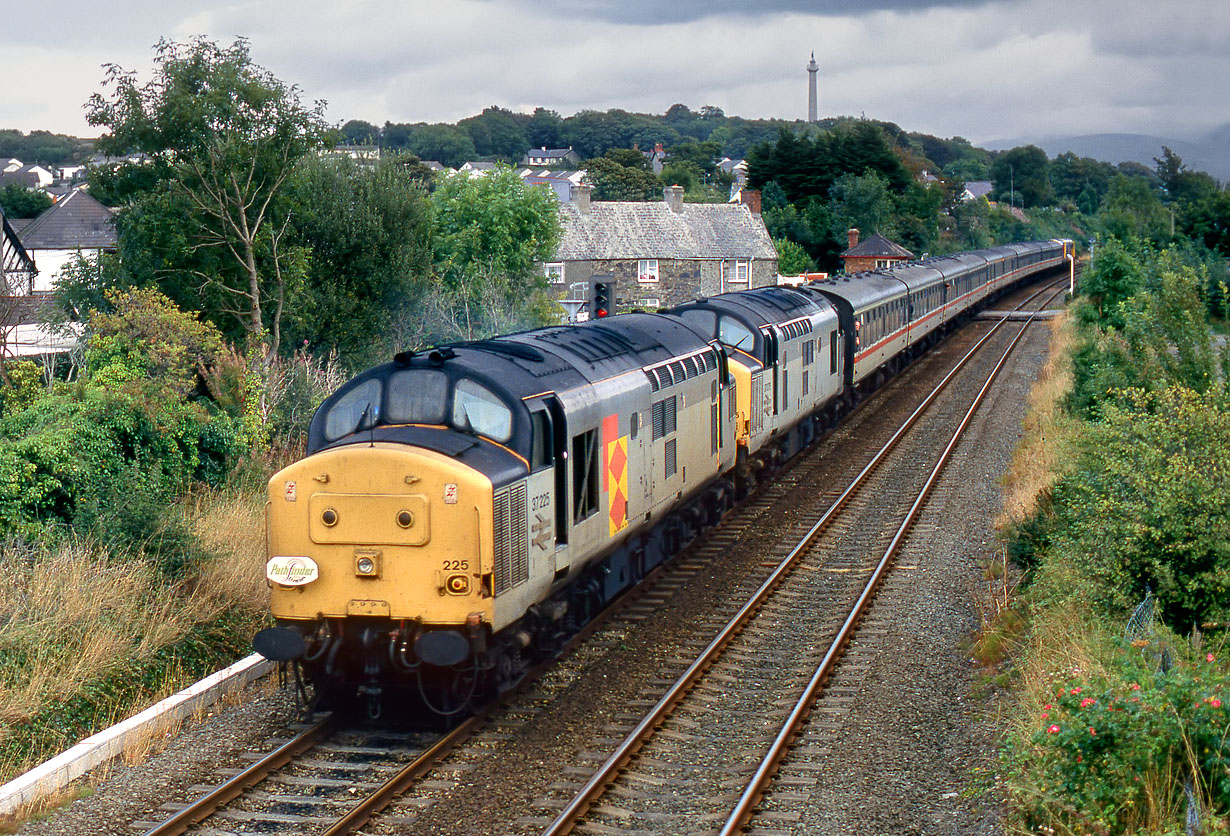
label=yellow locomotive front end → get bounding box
[261,441,499,718]
[267,442,492,629]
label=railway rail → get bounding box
[535,279,1067,836]
[132,279,1065,836]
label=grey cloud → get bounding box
[486,0,991,25]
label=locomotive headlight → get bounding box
[397,510,414,528]
[321,508,338,526]
[354,550,381,578]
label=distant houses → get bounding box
[547,185,778,315]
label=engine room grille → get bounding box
[493,483,529,595]
[664,438,677,477]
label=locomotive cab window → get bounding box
[718,316,755,352]
[324,379,382,441]
[452,379,513,442]
[386,369,449,425]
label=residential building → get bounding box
[839,229,914,273]
[16,188,117,291]
[519,168,586,202]
[523,147,582,167]
[961,180,994,201]
[548,185,778,315]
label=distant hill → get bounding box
[985,124,1230,182]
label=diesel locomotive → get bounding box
[254,239,1073,718]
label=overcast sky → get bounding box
[5,0,1228,146]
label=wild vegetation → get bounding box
[997,229,1230,832]
[2,31,1229,819]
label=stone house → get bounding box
[547,185,778,315]
[839,229,914,273]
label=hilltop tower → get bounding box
[807,51,819,122]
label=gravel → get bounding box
[11,302,1051,836]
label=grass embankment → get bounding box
[0,482,270,786]
[990,241,1230,834]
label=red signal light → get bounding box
[596,308,608,318]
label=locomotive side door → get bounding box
[527,396,571,581]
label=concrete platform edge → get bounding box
[0,653,273,815]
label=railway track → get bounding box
[534,280,1067,836]
[131,280,1064,836]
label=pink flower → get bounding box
[1071,687,1082,695]
[1047,725,1060,734]
[1089,727,1097,736]
[1129,683,1141,691]
[1041,713,1049,719]
[1044,704,1053,710]
[1212,698,1223,708]
[1208,653,1215,663]
[1076,755,1083,763]
[1080,698,1096,708]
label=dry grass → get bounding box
[997,311,1082,529]
[0,481,269,783]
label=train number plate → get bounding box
[346,599,391,616]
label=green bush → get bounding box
[1040,387,1230,629]
[1013,645,1230,832]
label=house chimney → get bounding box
[576,182,592,214]
[847,228,859,250]
[665,184,684,214]
[740,189,762,215]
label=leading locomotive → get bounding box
[255,239,1073,719]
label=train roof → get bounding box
[808,270,907,310]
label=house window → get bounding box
[638,259,659,283]
[736,260,749,282]
[639,297,660,310]
[875,258,893,269]
[544,263,564,284]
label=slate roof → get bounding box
[962,180,993,200]
[17,189,117,250]
[840,232,914,260]
[555,200,777,261]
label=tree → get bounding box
[428,167,562,341]
[86,37,329,366]
[0,184,52,219]
[585,156,661,201]
[828,172,896,243]
[405,124,476,168]
[340,119,380,145]
[526,108,565,149]
[458,106,528,160]
[989,145,1054,208]
[284,155,434,366]
[774,237,814,275]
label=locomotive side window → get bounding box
[453,379,513,442]
[572,429,599,521]
[386,369,449,425]
[830,329,838,374]
[324,379,382,441]
[530,410,552,470]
